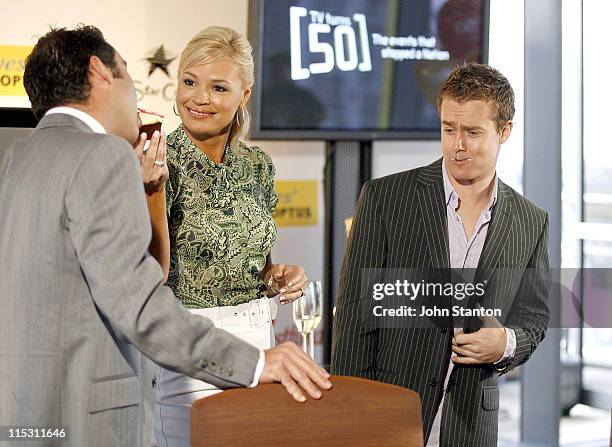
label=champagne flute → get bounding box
[292,290,310,353]
[292,281,322,358]
[307,281,322,359]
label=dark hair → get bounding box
[437,63,515,132]
[24,25,120,119]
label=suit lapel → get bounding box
[416,159,453,333]
[416,159,449,270]
[464,181,514,331]
[475,181,514,283]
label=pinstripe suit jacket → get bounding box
[0,114,260,447]
[331,158,550,446]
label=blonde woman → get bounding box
[151,27,310,446]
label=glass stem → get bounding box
[308,330,315,359]
[302,333,308,353]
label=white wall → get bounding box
[1,0,249,127]
[373,140,440,179]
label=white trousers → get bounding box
[153,297,276,447]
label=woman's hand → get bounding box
[266,264,308,304]
[133,130,168,195]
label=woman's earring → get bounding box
[173,98,179,116]
[237,105,246,126]
[235,106,242,127]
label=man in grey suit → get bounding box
[331,64,549,446]
[0,26,330,446]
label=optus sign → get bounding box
[0,46,32,96]
[273,180,319,227]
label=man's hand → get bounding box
[451,306,507,365]
[259,342,332,402]
[133,130,168,195]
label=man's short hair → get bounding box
[24,25,120,119]
[437,63,515,132]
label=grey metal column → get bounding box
[522,0,562,445]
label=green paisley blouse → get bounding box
[165,127,278,309]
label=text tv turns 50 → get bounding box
[289,6,372,80]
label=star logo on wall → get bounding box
[145,45,176,77]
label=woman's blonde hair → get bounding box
[178,26,254,150]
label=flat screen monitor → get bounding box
[248,0,489,140]
[0,108,37,128]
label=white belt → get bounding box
[190,297,277,328]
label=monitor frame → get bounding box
[247,0,490,141]
[0,107,37,128]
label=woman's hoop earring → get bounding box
[235,106,243,127]
[237,104,247,127]
[173,98,179,116]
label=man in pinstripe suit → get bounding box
[331,63,549,446]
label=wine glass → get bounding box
[292,281,323,358]
[307,281,323,359]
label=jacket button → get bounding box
[429,378,438,387]
[227,368,233,376]
[200,359,209,369]
[440,328,448,334]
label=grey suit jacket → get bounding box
[331,159,550,447]
[0,114,260,446]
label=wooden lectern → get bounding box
[191,375,423,446]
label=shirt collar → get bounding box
[172,125,235,168]
[45,106,106,134]
[441,159,498,214]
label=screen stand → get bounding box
[323,140,371,365]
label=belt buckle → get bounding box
[248,299,268,327]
